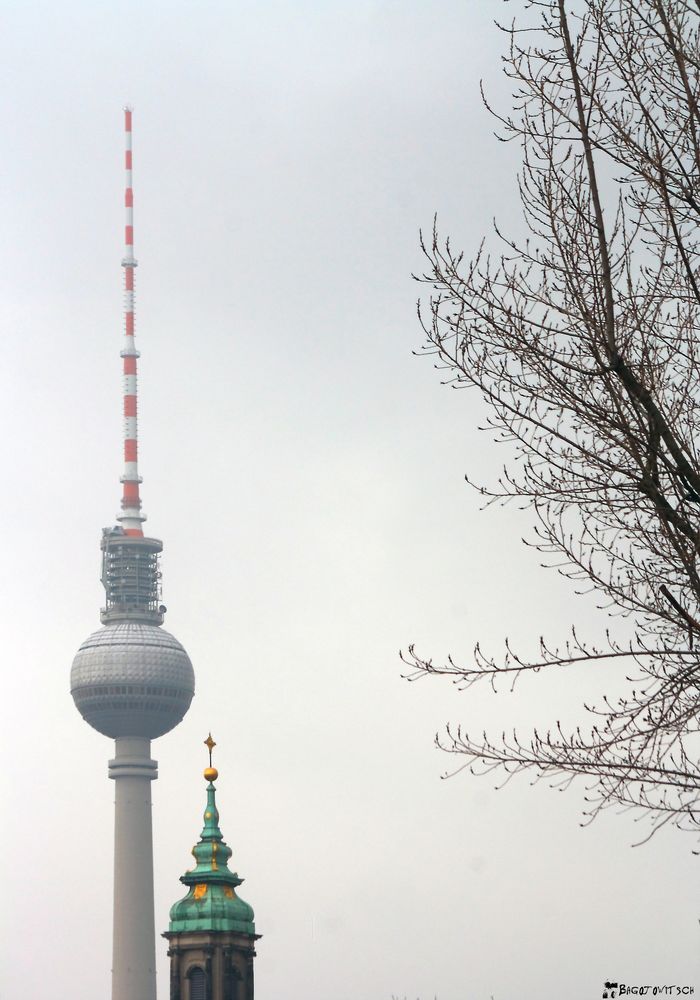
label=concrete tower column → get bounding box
[109,736,158,1000]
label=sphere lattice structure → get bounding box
[71,623,195,739]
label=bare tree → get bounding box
[407,0,700,840]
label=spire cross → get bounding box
[204,733,216,768]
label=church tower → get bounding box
[164,736,260,1000]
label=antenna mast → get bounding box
[119,106,145,537]
[99,108,163,626]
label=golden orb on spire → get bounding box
[203,733,218,782]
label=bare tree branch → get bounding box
[410,0,700,841]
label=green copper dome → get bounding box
[169,772,255,935]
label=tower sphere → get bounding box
[71,622,195,739]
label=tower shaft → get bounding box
[110,737,158,1000]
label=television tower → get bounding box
[70,108,195,1000]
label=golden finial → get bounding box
[203,733,218,782]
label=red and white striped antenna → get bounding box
[118,106,145,537]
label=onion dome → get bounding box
[169,739,255,935]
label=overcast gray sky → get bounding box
[1,2,698,999]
